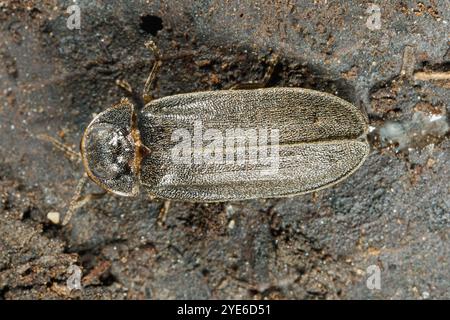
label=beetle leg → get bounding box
[311,191,318,204]
[143,40,163,104]
[230,53,279,90]
[147,194,170,226]
[260,53,279,85]
[156,200,171,227]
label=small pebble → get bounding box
[47,211,60,224]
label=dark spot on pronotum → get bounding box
[140,15,163,36]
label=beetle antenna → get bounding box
[115,79,145,111]
[61,173,107,226]
[143,40,162,104]
[36,133,80,162]
[1,117,80,162]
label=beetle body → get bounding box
[81,87,369,201]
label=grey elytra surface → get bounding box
[82,88,369,200]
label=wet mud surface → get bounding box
[0,0,449,299]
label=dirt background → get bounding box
[0,0,449,299]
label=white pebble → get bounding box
[47,211,60,224]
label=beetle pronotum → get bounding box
[65,41,369,224]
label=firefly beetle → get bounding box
[72,41,369,223]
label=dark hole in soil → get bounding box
[140,15,163,36]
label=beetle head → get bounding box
[80,99,140,196]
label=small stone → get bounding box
[47,211,60,224]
